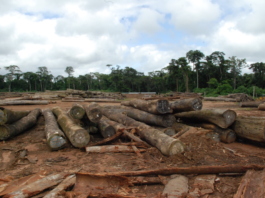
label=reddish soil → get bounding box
[0,100,264,197]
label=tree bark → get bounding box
[43,175,76,198]
[86,145,146,153]
[143,96,180,100]
[52,106,90,148]
[259,103,265,110]
[121,99,172,114]
[240,101,263,107]
[84,99,121,103]
[98,117,116,138]
[0,108,40,140]
[83,103,102,123]
[231,116,265,142]
[104,105,176,127]
[174,109,237,129]
[70,103,86,120]
[170,98,202,113]
[0,107,30,125]
[42,108,67,150]
[97,105,185,156]
[152,126,176,136]
[0,100,48,105]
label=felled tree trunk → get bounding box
[42,108,67,150]
[170,98,202,113]
[258,103,265,110]
[121,99,172,114]
[0,100,48,105]
[240,101,263,107]
[174,109,237,129]
[84,99,121,103]
[0,108,40,140]
[98,116,116,138]
[0,107,30,125]
[231,116,265,142]
[97,105,186,156]
[70,103,86,120]
[187,122,236,143]
[104,105,176,127]
[52,106,90,148]
[152,126,176,136]
[86,145,146,153]
[83,103,102,123]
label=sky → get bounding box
[0,0,264,77]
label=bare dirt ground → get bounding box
[0,100,264,197]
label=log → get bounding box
[83,103,102,123]
[231,116,265,142]
[129,176,162,185]
[0,100,48,105]
[3,172,70,198]
[42,108,67,150]
[52,106,90,148]
[85,145,146,153]
[0,108,40,140]
[152,126,176,136]
[170,98,202,113]
[80,164,265,177]
[174,109,237,129]
[234,169,265,198]
[62,99,84,102]
[143,96,180,100]
[43,175,76,198]
[186,123,236,143]
[70,103,86,120]
[84,99,121,103]
[239,101,263,107]
[0,107,30,125]
[121,99,172,114]
[171,122,197,138]
[258,103,265,110]
[97,105,185,156]
[104,105,176,127]
[204,97,226,101]
[98,117,116,138]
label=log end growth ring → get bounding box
[168,140,186,156]
[157,100,171,114]
[223,110,237,128]
[87,108,102,123]
[49,135,67,150]
[192,98,203,111]
[73,129,90,147]
[70,107,85,120]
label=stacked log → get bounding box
[240,101,263,107]
[170,98,202,113]
[0,100,48,105]
[204,93,254,102]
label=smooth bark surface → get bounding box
[0,107,30,125]
[231,116,265,142]
[52,106,90,148]
[83,103,102,123]
[174,109,237,129]
[121,99,172,114]
[70,103,86,120]
[170,98,202,113]
[0,108,40,140]
[42,108,67,150]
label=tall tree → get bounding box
[164,59,180,92]
[228,56,247,90]
[209,51,226,81]
[175,57,190,92]
[65,66,74,89]
[36,66,49,91]
[186,50,205,88]
[249,62,265,88]
[4,65,21,92]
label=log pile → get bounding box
[204,93,254,102]
[163,92,203,99]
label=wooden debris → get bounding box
[42,108,67,150]
[0,107,30,125]
[87,131,123,146]
[0,108,41,140]
[52,106,90,148]
[162,175,189,197]
[174,109,237,129]
[0,100,48,105]
[188,175,216,197]
[231,116,265,142]
[121,99,172,114]
[43,175,76,198]
[170,98,202,113]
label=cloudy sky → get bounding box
[0,0,264,77]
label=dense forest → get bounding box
[1,50,265,96]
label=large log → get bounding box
[143,96,180,100]
[84,99,121,103]
[70,103,86,120]
[52,106,90,148]
[231,116,265,142]
[170,98,202,113]
[0,100,48,105]
[97,105,185,156]
[42,108,67,150]
[0,107,30,125]
[258,103,265,111]
[121,99,172,114]
[174,109,237,129]
[86,145,146,153]
[83,103,102,123]
[239,101,263,107]
[104,105,176,127]
[98,116,116,138]
[62,99,85,102]
[0,108,40,140]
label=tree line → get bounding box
[1,50,265,96]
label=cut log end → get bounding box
[223,110,237,128]
[87,108,102,123]
[101,126,116,138]
[48,135,67,150]
[0,125,9,140]
[168,140,186,156]
[70,107,85,120]
[73,129,90,147]
[157,100,171,114]
[192,98,203,111]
